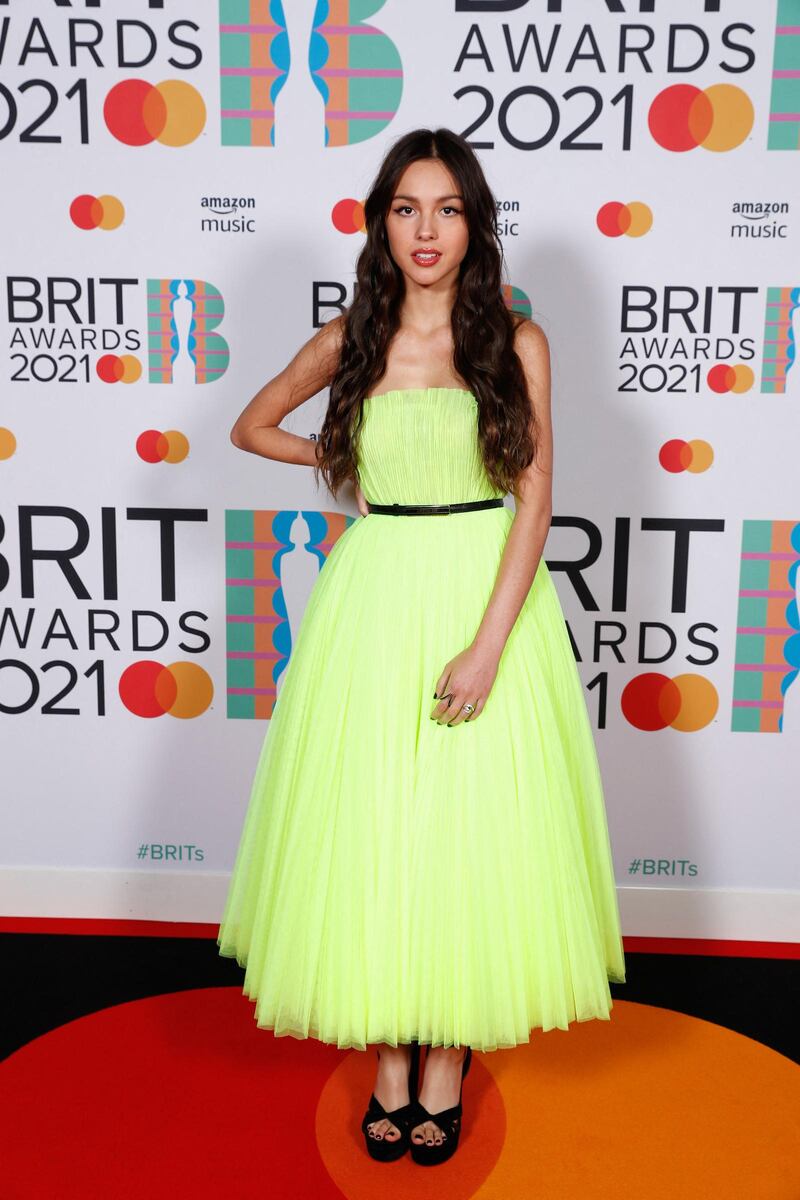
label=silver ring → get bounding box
[462,703,475,714]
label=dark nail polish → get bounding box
[433,692,438,698]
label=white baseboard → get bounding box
[1,868,798,943]
[617,884,800,942]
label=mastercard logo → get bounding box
[596,201,653,237]
[707,363,754,393]
[332,198,366,234]
[648,83,754,152]
[621,672,718,731]
[96,355,142,384]
[119,661,213,719]
[659,439,713,473]
[136,430,190,464]
[0,427,16,459]
[70,194,125,231]
[104,79,206,147]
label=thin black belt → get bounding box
[366,498,505,516]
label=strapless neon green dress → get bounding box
[217,388,626,1051]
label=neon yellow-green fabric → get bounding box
[217,388,626,1050]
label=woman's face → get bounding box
[383,158,469,287]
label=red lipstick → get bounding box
[411,249,442,268]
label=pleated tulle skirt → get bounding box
[216,502,626,1051]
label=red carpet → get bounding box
[3,987,799,1198]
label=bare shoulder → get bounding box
[271,311,347,410]
[310,310,347,362]
[512,316,550,374]
[510,317,553,498]
[288,310,346,386]
[511,317,551,420]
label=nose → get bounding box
[415,215,438,238]
[411,204,445,236]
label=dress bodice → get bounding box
[354,388,506,506]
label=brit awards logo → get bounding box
[3,276,229,389]
[0,0,406,150]
[219,0,403,147]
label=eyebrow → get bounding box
[392,193,463,202]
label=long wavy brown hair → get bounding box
[313,126,538,500]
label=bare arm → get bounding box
[471,319,554,661]
[230,314,345,467]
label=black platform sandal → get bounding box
[409,1045,472,1166]
[361,1041,421,1162]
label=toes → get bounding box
[368,1119,399,1142]
[412,1120,444,1145]
[420,1121,444,1145]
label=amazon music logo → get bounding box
[199,194,257,235]
[729,200,790,241]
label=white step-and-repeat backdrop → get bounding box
[1,0,798,939]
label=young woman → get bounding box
[217,127,626,1167]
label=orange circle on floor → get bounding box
[318,1000,800,1198]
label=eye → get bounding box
[394,205,414,215]
[442,206,462,215]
